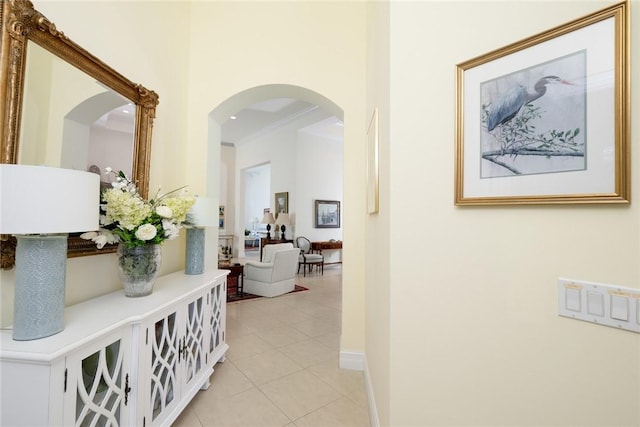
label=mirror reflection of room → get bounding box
[19,41,135,186]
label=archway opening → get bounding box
[208,84,344,263]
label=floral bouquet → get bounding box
[82,169,196,296]
[81,168,196,249]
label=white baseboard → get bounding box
[339,350,364,371]
[340,351,379,427]
[363,355,380,427]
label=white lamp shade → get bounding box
[187,196,217,227]
[275,212,290,226]
[0,164,99,234]
[261,212,275,224]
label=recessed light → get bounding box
[230,115,237,120]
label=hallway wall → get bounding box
[377,1,640,425]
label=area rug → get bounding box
[227,284,308,303]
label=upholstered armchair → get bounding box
[296,237,324,277]
[243,243,300,297]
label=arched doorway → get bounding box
[208,84,344,261]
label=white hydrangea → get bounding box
[156,205,173,219]
[82,169,195,250]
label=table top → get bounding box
[311,241,342,249]
[218,262,243,270]
[1,269,228,361]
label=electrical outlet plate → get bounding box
[558,278,640,333]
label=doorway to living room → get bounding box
[242,163,270,258]
[210,84,344,266]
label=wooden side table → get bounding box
[311,241,343,264]
[219,263,244,296]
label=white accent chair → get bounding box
[243,243,300,297]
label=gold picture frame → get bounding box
[367,108,379,213]
[455,2,629,205]
[274,192,288,218]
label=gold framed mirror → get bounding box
[0,0,159,269]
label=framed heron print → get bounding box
[455,2,629,205]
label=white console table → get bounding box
[0,269,229,427]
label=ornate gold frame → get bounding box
[0,0,159,268]
[454,2,629,205]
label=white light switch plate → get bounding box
[558,278,640,333]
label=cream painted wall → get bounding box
[382,1,639,426]
[365,1,391,425]
[184,1,367,353]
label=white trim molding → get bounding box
[339,350,364,371]
[364,355,380,427]
[339,351,379,427]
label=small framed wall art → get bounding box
[275,192,288,218]
[367,108,379,213]
[315,200,340,228]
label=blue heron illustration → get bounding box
[486,75,573,132]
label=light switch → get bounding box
[587,291,604,317]
[558,278,640,334]
[610,295,628,321]
[565,287,581,312]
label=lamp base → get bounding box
[185,227,205,275]
[13,235,67,341]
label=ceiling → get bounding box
[97,97,344,144]
[221,98,343,145]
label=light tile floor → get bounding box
[173,261,370,427]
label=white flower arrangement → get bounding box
[82,168,196,249]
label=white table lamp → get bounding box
[185,196,217,275]
[261,212,275,239]
[0,164,99,340]
[275,212,291,239]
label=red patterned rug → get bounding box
[227,282,308,303]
